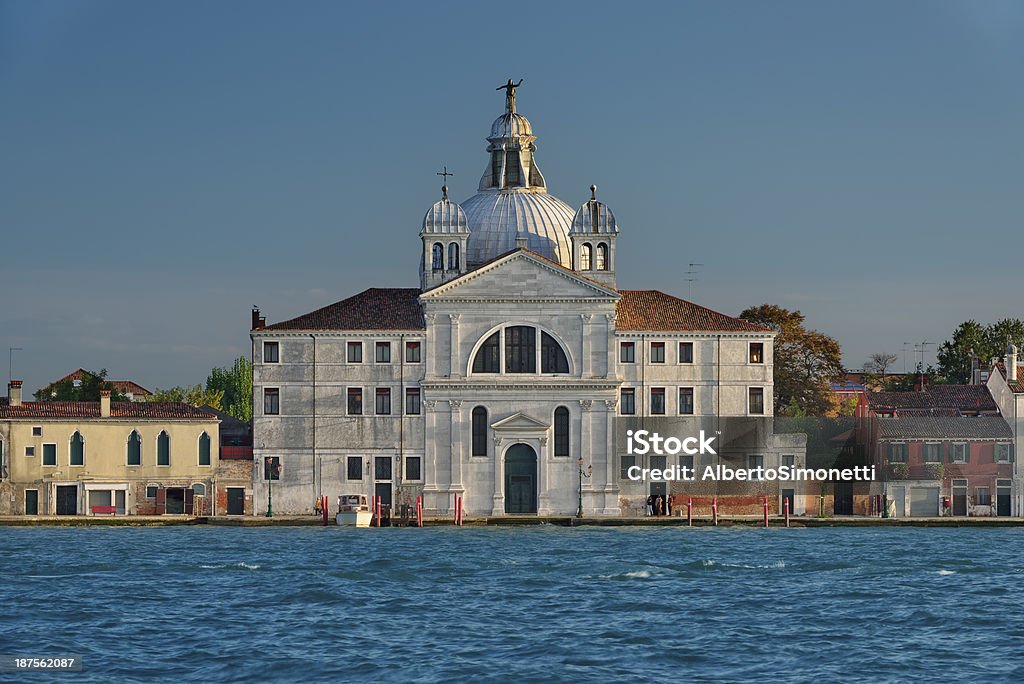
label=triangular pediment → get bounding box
[420,250,619,300]
[490,411,550,432]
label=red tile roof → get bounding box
[0,401,218,420]
[866,386,998,413]
[47,369,152,396]
[261,288,425,331]
[615,290,772,333]
[995,362,1024,393]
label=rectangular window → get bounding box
[621,388,636,415]
[405,341,421,363]
[748,387,765,415]
[650,388,666,415]
[995,444,1013,463]
[679,342,694,363]
[620,454,636,480]
[32,426,42,437]
[976,487,992,506]
[748,454,764,469]
[405,388,421,415]
[347,388,363,415]
[347,456,363,481]
[146,485,158,498]
[620,341,635,363]
[782,454,795,468]
[749,342,764,364]
[679,387,694,415]
[25,445,35,457]
[42,443,56,466]
[263,388,280,415]
[263,341,279,363]
[888,443,908,464]
[405,456,422,481]
[951,443,967,464]
[923,443,942,463]
[375,456,393,481]
[375,388,391,415]
[375,341,391,363]
[264,456,281,481]
[347,341,363,363]
[650,342,665,363]
[505,326,536,373]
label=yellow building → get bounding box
[0,381,222,516]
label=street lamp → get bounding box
[577,455,593,518]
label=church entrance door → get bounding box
[504,444,537,514]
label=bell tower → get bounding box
[420,183,470,291]
[569,185,619,290]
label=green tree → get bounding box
[739,304,845,416]
[936,319,1024,383]
[34,369,130,402]
[149,384,224,410]
[206,356,252,423]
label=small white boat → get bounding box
[336,495,373,527]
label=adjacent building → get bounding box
[0,381,221,516]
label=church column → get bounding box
[605,313,616,379]
[492,436,505,515]
[423,400,441,510]
[538,435,551,514]
[604,398,620,513]
[449,400,464,493]
[581,314,592,378]
[424,313,436,378]
[580,400,593,514]
[449,314,461,378]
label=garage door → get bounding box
[909,487,939,517]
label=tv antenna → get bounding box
[685,263,704,300]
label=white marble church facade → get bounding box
[251,84,787,517]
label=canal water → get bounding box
[2,525,1022,682]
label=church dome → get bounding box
[463,190,575,266]
[421,189,468,234]
[463,79,575,268]
[490,112,533,139]
[570,186,618,235]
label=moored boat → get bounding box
[336,495,373,527]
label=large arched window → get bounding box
[70,431,85,466]
[157,431,170,466]
[472,332,500,373]
[127,431,142,466]
[580,243,592,270]
[448,242,460,270]
[472,406,488,456]
[596,243,608,271]
[505,326,536,373]
[431,243,444,271]
[199,432,211,466]
[471,326,571,375]
[541,332,570,373]
[554,406,570,457]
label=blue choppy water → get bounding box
[2,525,1023,682]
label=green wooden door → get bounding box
[505,444,537,514]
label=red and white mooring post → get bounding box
[763,496,769,528]
[416,495,423,528]
[783,497,790,528]
[687,497,692,527]
[712,497,718,526]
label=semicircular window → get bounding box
[541,332,569,374]
[472,332,500,373]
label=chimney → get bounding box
[252,306,266,330]
[100,389,111,418]
[515,232,528,250]
[1007,344,1018,383]
[8,380,22,407]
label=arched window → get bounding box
[541,332,569,374]
[199,432,211,466]
[504,150,521,186]
[448,242,460,270]
[471,332,500,373]
[472,406,487,456]
[127,431,142,466]
[431,243,444,271]
[580,243,592,270]
[505,326,536,373]
[70,431,85,466]
[192,483,206,497]
[596,243,608,271]
[491,151,502,187]
[554,407,570,457]
[157,431,170,466]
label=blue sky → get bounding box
[3,0,1022,394]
